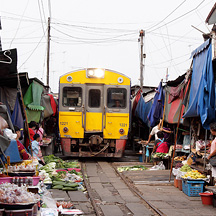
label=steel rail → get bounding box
[81,161,102,216]
[111,164,165,216]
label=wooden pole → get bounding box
[47,17,51,86]
[161,87,166,129]
[169,101,184,182]
[16,72,33,156]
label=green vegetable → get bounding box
[63,183,79,188]
[62,187,78,191]
[68,170,78,175]
[52,181,65,185]
[52,185,64,189]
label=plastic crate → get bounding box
[182,179,204,197]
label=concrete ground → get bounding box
[119,166,216,216]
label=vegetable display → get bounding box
[152,153,168,159]
[39,155,84,192]
[117,165,147,172]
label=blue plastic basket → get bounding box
[182,180,204,197]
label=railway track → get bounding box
[81,160,165,216]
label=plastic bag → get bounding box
[3,128,17,139]
[149,161,165,170]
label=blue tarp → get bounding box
[147,82,164,127]
[135,96,153,127]
[183,39,215,129]
[1,139,22,163]
[11,92,24,130]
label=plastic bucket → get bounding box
[199,193,213,205]
[178,179,182,191]
[174,178,178,188]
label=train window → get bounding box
[107,88,127,108]
[88,89,101,108]
[62,87,82,107]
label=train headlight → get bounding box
[63,127,69,133]
[87,68,104,78]
[94,69,104,78]
[119,128,124,134]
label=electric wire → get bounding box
[9,0,30,48]
[146,0,187,31]
[38,0,46,34]
[147,0,205,33]
[18,27,47,70]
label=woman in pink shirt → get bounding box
[208,123,216,182]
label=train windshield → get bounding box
[62,87,82,107]
[107,88,127,108]
[88,89,101,108]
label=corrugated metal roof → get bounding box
[206,2,216,24]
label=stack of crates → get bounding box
[182,179,205,197]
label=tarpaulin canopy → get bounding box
[164,83,184,124]
[135,96,153,127]
[11,92,25,130]
[23,81,44,123]
[147,82,164,127]
[183,39,215,129]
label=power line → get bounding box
[37,0,46,34]
[146,0,187,31]
[18,28,47,70]
[9,0,30,48]
[147,0,206,33]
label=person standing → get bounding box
[160,122,173,147]
[143,119,162,144]
[207,122,216,184]
[26,121,37,148]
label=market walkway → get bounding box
[119,166,216,216]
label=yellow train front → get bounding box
[58,68,130,157]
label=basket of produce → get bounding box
[152,153,169,159]
[0,183,39,210]
[181,170,207,180]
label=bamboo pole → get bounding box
[161,88,166,129]
[16,71,33,156]
[169,101,184,182]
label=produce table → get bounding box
[205,186,216,193]
[40,137,53,156]
[139,142,154,162]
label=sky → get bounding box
[0,0,215,92]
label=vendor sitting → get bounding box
[152,131,169,154]
[14,126,31,160]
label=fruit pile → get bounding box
[56,201,73,208]
[180,164,192,172]
[181,170,206,179]
[174,156,186,161]
[175,162,183,169]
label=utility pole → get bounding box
[139,29,145,89]
[166,68,169,82]
[47,17,51,87]
[0,17,2,51]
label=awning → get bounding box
[183,39,215,129]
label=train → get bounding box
[58,68,131,157]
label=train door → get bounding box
[84,85,104,132]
